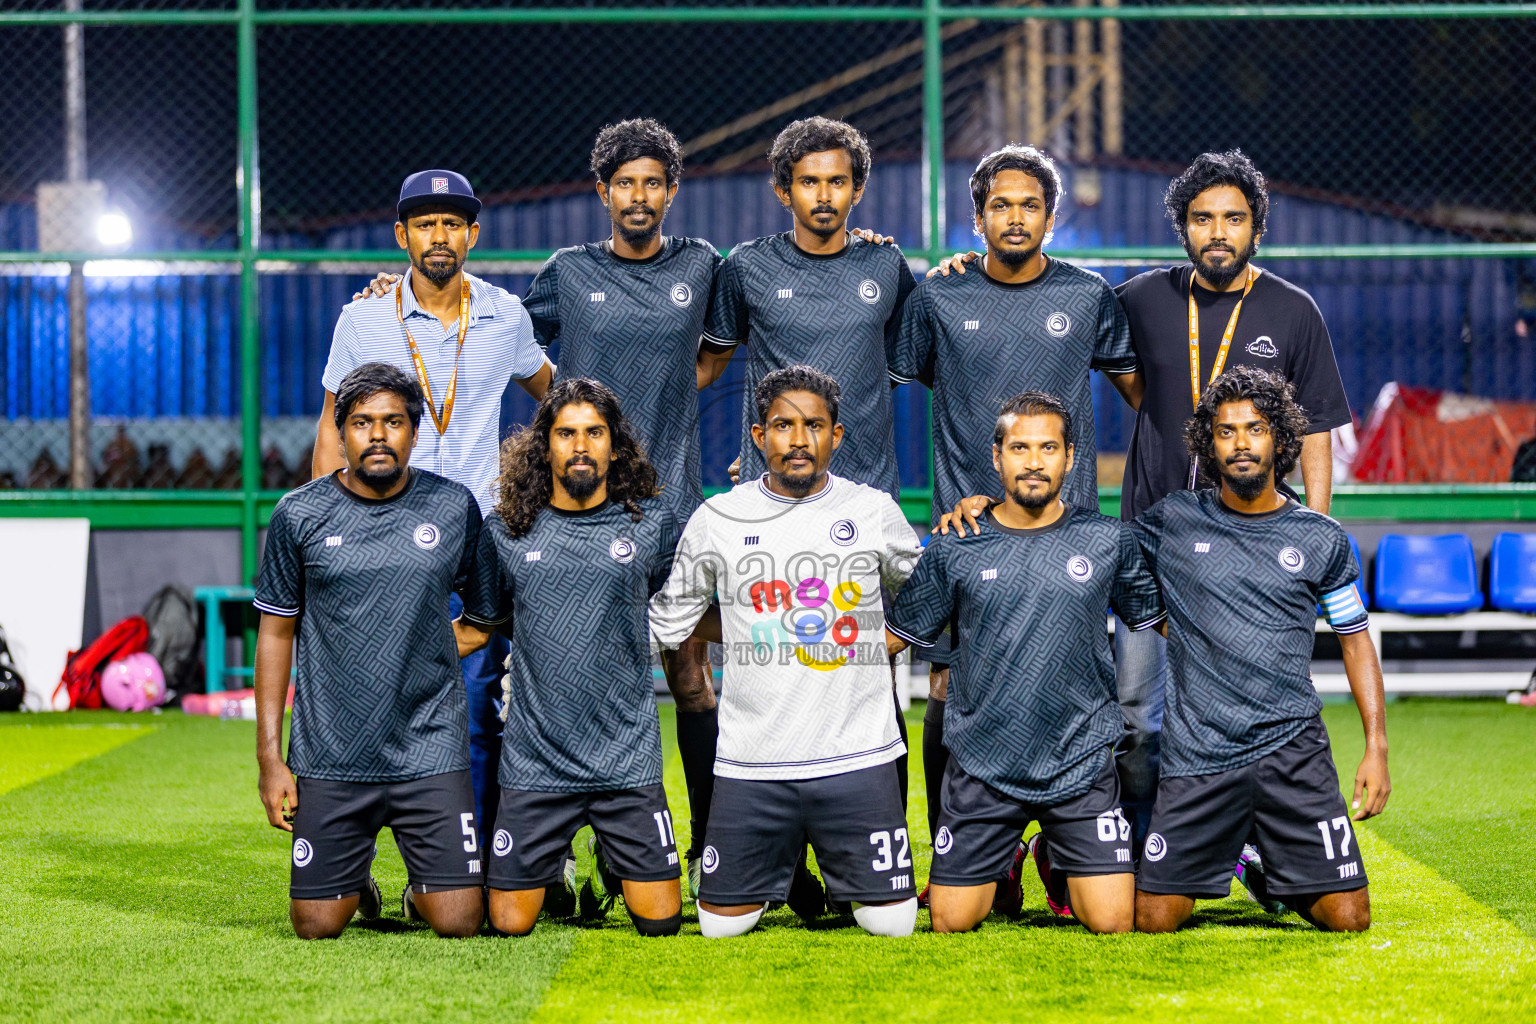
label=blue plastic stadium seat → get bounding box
[1488,532,1536,613]
[1373,533,1483,615]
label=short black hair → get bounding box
[769,117,872,194]
[754,365,842,425]
[333,362,424,432]
[590,118,684,187]
[1164,149,1270,244]
[1184,365,1309,482]
[970,145,1061,221]
[994,390,1073,447]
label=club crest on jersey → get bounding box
[934,827,954,856]
[1246,335,1279,359]
[829,519,859,546]
[493,829,513,857]
[1045,311,1071,337]
[292,838,313,868]
[1144,833,1168,862]
[609,537,636,564]
[855,279,881,304]
[1067,555,1094,582]
[413,523,440,550]
[1278,547,1306,573]
[702,845,720,874]
[670,282,692,308]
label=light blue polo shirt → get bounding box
[322,268,545,514]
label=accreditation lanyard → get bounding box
[1186,264,1259,487]
[397,276,470,436]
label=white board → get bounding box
[0,518,91,711]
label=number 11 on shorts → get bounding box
[653,810,675,848]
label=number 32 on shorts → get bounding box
[870,829,913,872]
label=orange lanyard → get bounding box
[397,276,470,436]
[1187,263,1259,412]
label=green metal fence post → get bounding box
[238,0,259,586]
[922,0,944,496]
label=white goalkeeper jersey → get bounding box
[650,473,923,781]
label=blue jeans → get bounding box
[1113,615,1166,848]
[449,592,509,836]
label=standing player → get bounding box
[697,116,916,501]
[650,366,923,938]
[892,145,1140,887]
[453,379,683,938]
[255,363,484,940]
[1131,366,1388,932]
[314,169,553,843]
[887,392,1163,934]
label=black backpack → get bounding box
[0,624,25,712]
[143,585,201,696]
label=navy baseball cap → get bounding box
[397,169,482,221]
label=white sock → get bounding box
[852,898,918,937]
[697,905,764,938]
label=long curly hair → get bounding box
[1184,365,1310,486]
[1164,149,1270,246]
[494,378,659,537]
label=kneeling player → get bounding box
[1131,366,1389,933]
[650,366,924,938]
[255,363,485,939]
[455,379,683,937]
[888,392,1162,934]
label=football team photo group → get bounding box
[251,115,1392,945]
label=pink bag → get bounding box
[100,652,167,712]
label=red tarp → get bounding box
[1353,383,1536,483]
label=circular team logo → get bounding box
[609,537,636,564]
[1278,547,1306,573]
[857,279,881,304]
[1144,833,1169,862]
[1067,555,1094,582]
[829,519,859,547]
[702,845,720,874]
[292,838,313,868]
[670,282,692,308]
[1045,311,1072,337]
[493,829,513,857]
[934,827,954,856]
[413,523,440,550]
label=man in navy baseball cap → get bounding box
[398,168,483,222]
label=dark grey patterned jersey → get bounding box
[523,237,721,518]
[1131,489,1369,778]
[890,258,1136,523]
[887,506,1164,804]
[461,499,680,793]
[254,470,481,783]
[702,233,916,499]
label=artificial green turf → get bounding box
[0,721,153,794]
[1,701,1532,1023]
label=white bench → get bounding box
[1312,611,1536,694]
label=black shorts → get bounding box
[289,770,482,900]
[929,749,1131,886]
[699,761,917,905]
[1138,716,1369,899]
[487,784,679,891]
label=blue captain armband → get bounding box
[1321,584,1370,635]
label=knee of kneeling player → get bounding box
[698,905,764,938]
[853,898,918,938]
[1075,903,1133,935]
[929,905,985,934]
[429,910,484,939]
[1314,892,1371,932]
[1133,897,1185,933]
[489,906,538,937]
[290,906,348,941]
[629,909,682,937]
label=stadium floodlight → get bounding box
[96,211,132,250]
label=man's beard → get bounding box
[991,237,1041,269]
[414,247,462,284]
[1186,237,1257,289]
[804,204,843,240]
[769,448,822,496]
[559,456,605,501]
[1218,451,1272,500]
[1005,471,1059,509]
[614,202,662,248]
[355,446,403,489]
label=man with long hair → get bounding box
[454,378,684,937]
[1131,366,1387,933]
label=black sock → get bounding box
[894,691,910,811]
[922,698,948,844]
[676,708,718,855]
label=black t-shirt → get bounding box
[1115,266,1352,521]
[254,470,482,783]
